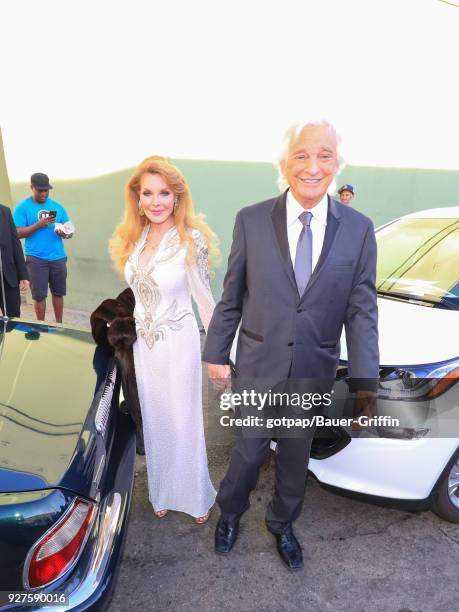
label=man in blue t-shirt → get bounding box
[13,172,73,323]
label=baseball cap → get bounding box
[31,173,53,190]
[338,184,354,195]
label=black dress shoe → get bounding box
[273,530,303,570]
[215,516,239,554]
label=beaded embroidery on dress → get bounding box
[124,224,216,517]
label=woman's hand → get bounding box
[207,363,231,392]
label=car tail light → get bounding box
[25,498,96,589]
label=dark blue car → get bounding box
[0,317,136,610]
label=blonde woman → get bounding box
[110,156,219,523]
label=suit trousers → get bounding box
[0,282,20,317]
[216,431,317,534]
[216,365,323,534]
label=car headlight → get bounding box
[378,358,459,401]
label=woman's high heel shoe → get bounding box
[155,509,169,518]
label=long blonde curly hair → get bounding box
[109,156,220,275]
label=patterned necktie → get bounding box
[294,211,313,296]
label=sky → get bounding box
[1,0,458,180]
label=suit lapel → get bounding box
[299,195,342,301]
[270,191,298,294]
[270,193,343,300]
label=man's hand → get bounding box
[55,228,68,238]
[37,216,55,228]
[207,363,231,392]
[352,390,377,431]
[19,280,29,291]
[17,219,53,238]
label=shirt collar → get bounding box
[286,189,328,227]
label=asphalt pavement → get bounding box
[108,440,459,612]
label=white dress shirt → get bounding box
[286,189,328,273]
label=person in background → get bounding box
[337,184,355,205]
[13,173,73,323]
[0,202,29,317]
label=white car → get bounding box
[308,206,459,522]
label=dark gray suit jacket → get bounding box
[203,192,379,387]
[0,203,28,288]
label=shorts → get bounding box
[26,256,67,301]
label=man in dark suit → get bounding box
[203,120,379,569]
[0,203,29,317]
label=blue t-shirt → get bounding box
[13,196,70,261]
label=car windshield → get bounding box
[376,217,459,310]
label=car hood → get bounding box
[340,297,459,366]
[0,318,100,493]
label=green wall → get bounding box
[11,161,459,312]
[339,166,459,227]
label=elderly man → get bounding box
[203,120,379,569]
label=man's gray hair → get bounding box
[276,118,345,192]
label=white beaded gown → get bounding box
[124,224,217,517]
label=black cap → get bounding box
[31,173,53,190]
